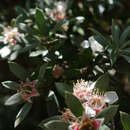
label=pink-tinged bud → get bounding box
[20,80,39,103]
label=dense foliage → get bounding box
[0,0,130,130]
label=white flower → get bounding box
[84,90,118,115]
[84,104,96,117]
[0,46,11,58]
[73,79,95,101]
[2,26,24,45]
[45,1,66,21]
[88,36,104,56]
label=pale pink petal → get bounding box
[92,118,104,129]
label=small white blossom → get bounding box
[2,26,24,45]
[45,1,66,21]
[88,36,104,56]
[73,79,95,101]
[0,46,11,58]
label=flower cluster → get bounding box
[19,80,39,103]
[45,1,66,21]
[61,79,118,130]
[2,26,24,45]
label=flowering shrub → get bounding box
[59,79,118,130]
[0,0,130,130]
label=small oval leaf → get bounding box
[65,92,84,117]
[2,81,20,90]
[8,61,28,81]
[5,93,24,106]
[96,105,118,123]
[14,102,32,127]
[120,111,130,130]
[95,73,109,91]
[40,120,68,130]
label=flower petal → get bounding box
[84,105,96,117]
[104,91,118,104]
[92,118,104,129]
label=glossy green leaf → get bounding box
[14,102,32,127]
[39,115,60,128]
[89,28,109,46]
[51,20,65,33]
[35,8,49,35]
[15,6,27,16]
[120,26,130,44]
[2,81,20,90]
[55,82,73,97]
[95,73,109,91]
[120,111,130,130]
[96,105,118,123]
[40,119,68,130]
[35,8,45,27]
[8,61,28,81]
[120,40,130,49]
[121,55,130,64]
[18,23,35,35]
[15,15,24,26]
[65,92,84,117]
[5,93,23,106]
[35,63,48,89]
[46,91,59,116]
[111,20,120,45]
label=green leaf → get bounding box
[35,8,45,27]
[15,15,24,26]
[55,82,73,97]
[15,6,27,17]
[39,116,60,128]
[35,63,48,89]
[96,105,118,123]
[51,20,65,33]
[5,93,23,106]
[35,8,49,35]
[14,102,32,127]
[93,35,110,49]
[89,28,109,46]
[8,61,28,81]
[18,23,35,35]
[20,43,39,53]
[120,40,130,49]
[40,120,68,130]
[99,125,110,130]
[111,20,120,46]
[121,55,130,64]
[65,92,84,117]
[38,64,48,80]
[2,81,20,90]
[46,91,59,116]
[120,111,130,130]
[121,48,130,55]
[120,26,130,44]
[95,73,109,91]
